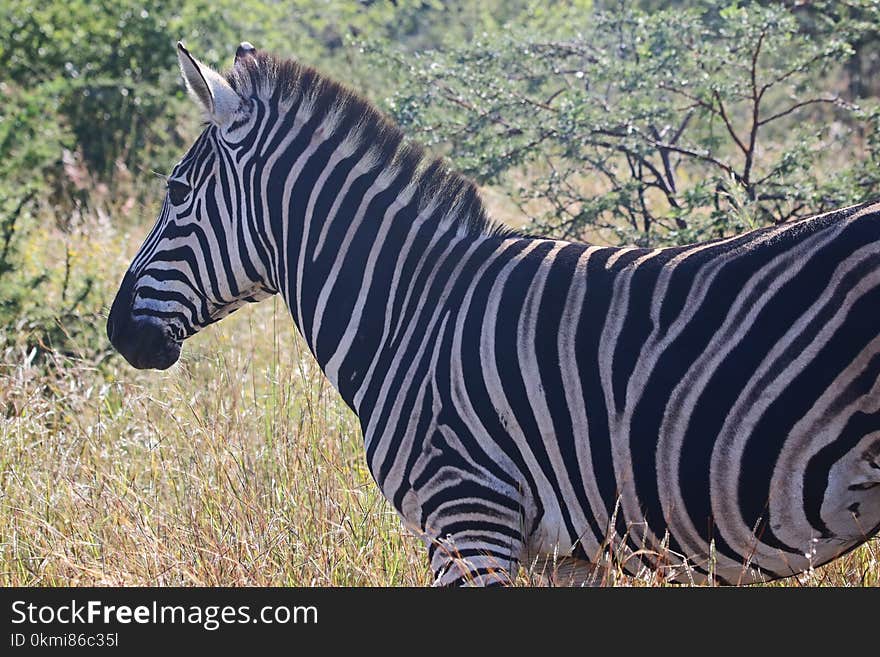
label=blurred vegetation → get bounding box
[365,0,880,244]
[1,0,880,363]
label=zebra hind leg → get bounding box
[528,555,605,587]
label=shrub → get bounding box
[365,1,880,246]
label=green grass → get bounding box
[0,207,877,587]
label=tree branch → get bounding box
[714,89,749,157]
[638,136,744,185]
[742,28,767,187]
[757,97,843,126]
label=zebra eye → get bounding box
[167,180,191,206]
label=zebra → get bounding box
[107,41,880,586]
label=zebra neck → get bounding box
[274,134,489,412]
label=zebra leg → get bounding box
[402,423,528,586]
[426,509,524,587]
[412,465,526,586]
[528,556,605,586]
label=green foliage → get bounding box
[0,0,548,195]
[366,1,880,245]
[1,0,297,190]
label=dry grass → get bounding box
[1,297,429,585]
[0,202,877,587]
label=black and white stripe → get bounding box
[108,43,880,585]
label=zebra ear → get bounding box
[234,42,257,64]
[177,42,241,124]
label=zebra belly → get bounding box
[369,383,880,585]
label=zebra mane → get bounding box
[223,50,520,239]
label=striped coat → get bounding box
[107,43,880,585]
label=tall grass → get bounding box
[1,298,429,585]
[0,202,877,587]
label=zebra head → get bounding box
[108,42,276,369]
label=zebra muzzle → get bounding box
[107,271,182,370]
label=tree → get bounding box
[366,1,880,246]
